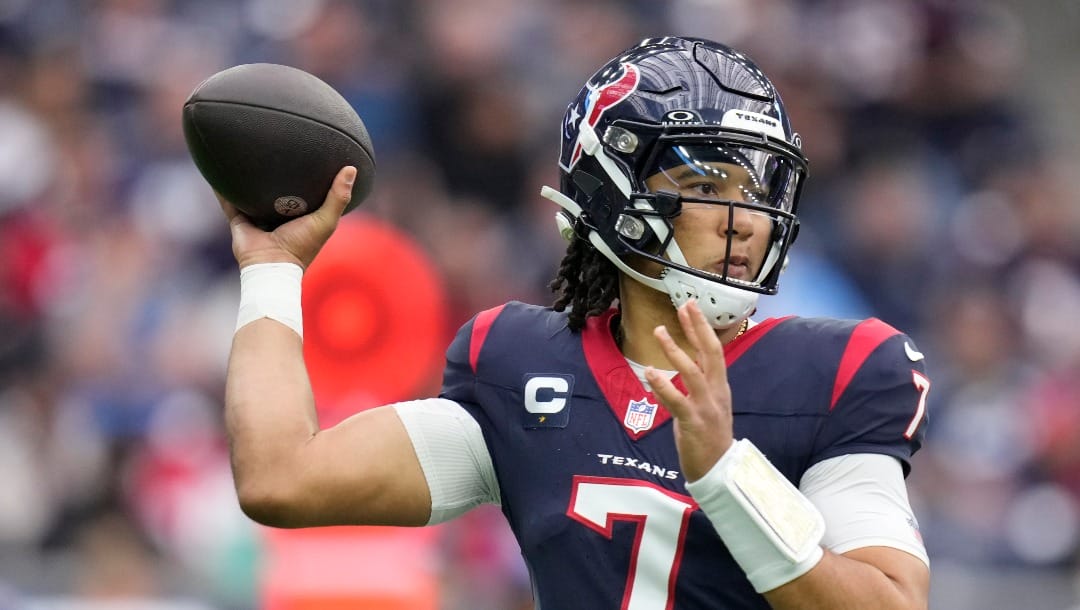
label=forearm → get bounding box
[225,319,320,517]
[764,548,927,610]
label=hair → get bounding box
[549,237,621,331]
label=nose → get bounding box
[723,204,755,239]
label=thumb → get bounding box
[314,166,357,222]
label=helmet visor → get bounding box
[643,142,802,213]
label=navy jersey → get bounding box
[441,302,929,610]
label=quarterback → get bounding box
[220,37,930,609]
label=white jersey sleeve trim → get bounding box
[799,453,929,567]
[393,398,500,525]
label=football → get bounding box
[182,63,375,230]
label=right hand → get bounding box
[217,166,357,270]
[645,300,735,482]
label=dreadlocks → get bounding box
[549,236,621,331]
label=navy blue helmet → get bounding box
[541,36,808,328]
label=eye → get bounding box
[685,182,718,198]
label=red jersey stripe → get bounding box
[830,318,901,410]
[469,304,507,374]
[724,316,794,366]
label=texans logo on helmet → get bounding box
[567,63,640,169]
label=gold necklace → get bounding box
[733,318,749,340]
[614,316,748,348]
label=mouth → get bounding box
[713,255,752,280]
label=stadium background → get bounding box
[1,0,1079,608]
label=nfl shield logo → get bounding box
[624,398,658,433]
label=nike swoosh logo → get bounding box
[904,342,925,362]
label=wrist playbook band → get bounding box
[685,438,826,593]
[236,262,304,339]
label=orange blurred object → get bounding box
[303,215,448,421]
[261,527,440,610]
[262,216,448,610]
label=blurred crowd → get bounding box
[1,0,1079,609]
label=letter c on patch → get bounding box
[524,376,570,413]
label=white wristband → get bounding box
[685,438,826,593]
[236,262,304,339]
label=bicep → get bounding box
[841,546,929,609]
[799,453,928,567]
[800,453,930,605]
[762,455,930,609]
[394,398,500,524]
[295,398,497,528]
[287,404,434,526]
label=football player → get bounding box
[220,37,931,609]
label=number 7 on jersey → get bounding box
[567,476,697,610]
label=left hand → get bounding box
[645,300,735,482]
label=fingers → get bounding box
[647,324,704,417]
[645,359,689,417]
[648,300,731,416]
[215,166,355,232]
[313,166,357,223]
[679,300,728,387]
[652,301,736,482]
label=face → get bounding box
[643,161,774,283]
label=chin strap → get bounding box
[661,268,756,329]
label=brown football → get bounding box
[182,63,375,230]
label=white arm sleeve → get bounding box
[393,398,500,525]
[799,453,929,567]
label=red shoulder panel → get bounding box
[724,316,794,366]
[469,304,507,374]
[830,318,900,410]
